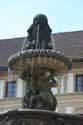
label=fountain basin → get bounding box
[19,109,83,125]
[8,49,71,77]
[0,109,83,125]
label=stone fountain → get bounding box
[0,14,83,125]
[8,14,71,111]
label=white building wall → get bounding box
[51,87,58,94]
[61,77,64,93]
[17,78,23,97]
[55,107,58,112]
[65,107,74,114]
[0,80,5,99]
[67,73,74,93]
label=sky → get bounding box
[0,0,83,39]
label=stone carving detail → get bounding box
[22,68,57,111]
[0,110,21,125]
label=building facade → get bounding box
[0,31,83,114]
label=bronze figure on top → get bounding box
[24,14,52,49]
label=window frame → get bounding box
[5,81,16,97]
[75,74,83,92]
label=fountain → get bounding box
[0,14,83,125]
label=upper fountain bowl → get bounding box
[8,49,71,77]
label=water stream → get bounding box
[51,35,56,50]
[36,24,40,49]
[31,24,40,86]
[8,67,13,82]
[21,37,28,51]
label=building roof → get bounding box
[0,37,24,67]
[0,30,83,67]
[52,31,83,59]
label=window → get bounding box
[75,75,83,92]
[5,81,16,97]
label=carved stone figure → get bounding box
[22,68,57,111]
[24,14,53,49]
